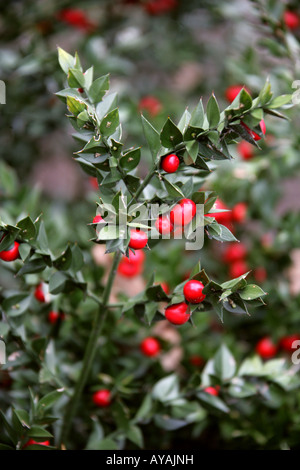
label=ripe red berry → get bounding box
[229,259,249,278]
[140,337,161,357]
[89,177,98,190]
[117,260,142,278]
[0,241,20,262]
[57,8,95,32]
[170,199,196,227]
[279,334,300,352]
[189,355,204,367]
[92,389,111,407]
[165,302,190,325]
[48,311,64,324]
[126,249,146,265]
[161,154,180,173]
[155,215,174,235]
[203,386,219,396]
[225,85,250,103]
[34,283,46,303]
[253,267,267,283]
[241,121,261,141]
[205,198,232,228]
[160,282,170,295]
[232,202,247,223]
[144,0,178,15]
[23,439,50,449]
[284,10,300,30]
[260,119,266,136]
[93,215,104,224]
[129,229,148,250]
[237,140,254,160]
[78,88,84,93]
[223,242,247,263]
[255,337,277,359]
[138,96,162,117]
[183,280,206,304]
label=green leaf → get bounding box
[66,96,86,116]
[13,409,30,429]
[177,108,191,132]
[67,68,85,88]
[239,284,266,301]
[154,415,188,431]
[141,115,161,159]
[146,285,169,302]
[134,394,153,423]
[3,294,31,317]
[152,374,179,403]
[96,93,118,121]
[88,75,110,104]
[16,217,36,240]
[126,425,144,448]
[85,419,104,450]
[259,79,273,106]
[162,178,184,198]
[97,438,118,450]
[160,118,183,148]
[196,391,229,413]
[53,246,72,271]
[207,223,237,242]
[268,94,292,109]
[190,99,204,127]
[214,345,236,381]
[239,88,253,111]
[120,148,141,171]
[37,390,64,412]
[27,426,53,439]
[57,47,75,74]
[17,258,47,276]
[49,272,68,294]
[100,108,119,137]
[206,94,220,128]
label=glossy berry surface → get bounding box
[118,260,142,278]
[155,215,174,235]
[183,280,206,304]
[165,302,190,325]
[0,241,20,262]
[255,337,277,359]
[140,337,161,357]
[92,389,111,407]
[284,10,300,30]
[170,199,196,227]
[161,154,180,173]
[129,229,148,250]
[34,283,46,303]
[93,215,104,224]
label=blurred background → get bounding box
[1,0,300,450]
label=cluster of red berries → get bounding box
[256,334,300,360]
[117,248,145,277]
[164,279,206,326]
[222,240,267,282]
[155,198,197,238]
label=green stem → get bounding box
[128,166,157,208]
[59,250,122,447]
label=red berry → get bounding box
[160,282,170,295]
[125,249,146,265]
[205,198,232,228]
[0,241,20,262]
[48,311,64,324]
[93,215,104,224]
[155,215,174,235]
[78,88,84,93]
[232,202,247,223]
[279,335,300,352]
[57,8,95,32]
[129,229,148,250]
[165,302,190,325]
[23,439,50,448]
[183,280,206,304]
[241,121,261,141]
[138,96,162,117]
[92,389,111,407]
[223,242,247,263]
[260,119,266,136]
[284,10,300,30]
[89,177,98,190]
[225,85,250,103]
[255,337,277,359]
[189,355,204,367]
[203,386,219,396]
[253,267,267,283]
[144,0,178,15]
[34,283,46,303]
[229,259,249,278]
[170,199,196,227]
[237,140,254,160]
[161,154,180,173]
[140,337,161,357]
[118,260,142,277]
